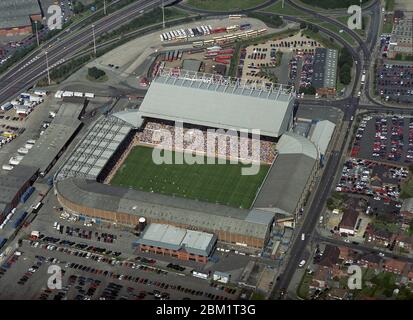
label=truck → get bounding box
[9,157,22,166]
[73,92,83,98]
[20,186,35,204]
[360,74,366,85]
[62,91,74,97]
[17,147,29,155]
[240,23,251,30]
[34,89,48,96]
[20,92,31,100]
[2,164,13,171]
[13,211,28,228]
[84,93,95,99]
[0,102,13,111]
[54,91,63,99]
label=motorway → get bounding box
[0,0,177,104]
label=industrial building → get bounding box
[19,98,85,176]
[135,223,217,263]
[253,132,319,218]
[0,0,42,36]
[311,48,338,97]
[0,165,38,219]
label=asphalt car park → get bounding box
[376,63,413,103]
[336,157,405,206]
[0,244,238,300]
[353,115,413,165]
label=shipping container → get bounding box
[13,211,28,228]
[0,238,7,250]
[20,186,35,204]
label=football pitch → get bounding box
[110,146,270,208]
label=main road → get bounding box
[0,0,177,104]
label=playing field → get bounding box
[110,146,269,209]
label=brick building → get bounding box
[135,223,217,263]
[0,0,42,37]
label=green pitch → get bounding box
[110,146,269,209]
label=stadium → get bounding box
[54,69,320,250]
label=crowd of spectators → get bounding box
[136,121,277,164]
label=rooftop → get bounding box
[137,223,216,256]
[21,100,84,174]
[138,69,295,138]
[56,113,135,181]
[55,178,274,240]
[0,0,41,29]
[253,133,318,215]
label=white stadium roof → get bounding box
[309,120,336,155]
[139,71,295,138]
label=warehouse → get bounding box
[20,98,85,176]
[139,69,295,139]
[253,132,319,218]
[0,0,42,36]
[0,165,38,220]
[135,223,217,263]
[311,48,338,97]
[55,178,274,249]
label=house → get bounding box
[407,265,413,282]
[382,258,407,275]
[364,224,394,247]
[359,253,382,270]
[338,246,356,264]
[393,10,404,23]
[400,198,413,221]
[339,209,359,235]
[318,245,340,268]
[396,234,413,251]
[310,267,331,290]
[327,288,349,300]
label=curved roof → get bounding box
[55,178,274,240]
[309,120,335,155]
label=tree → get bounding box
[271,15,284,27]
[339,64,352,85]
[300,22,307,30]
[73,1,86,14]
[299,86,316,95]
[88,67,106,80]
